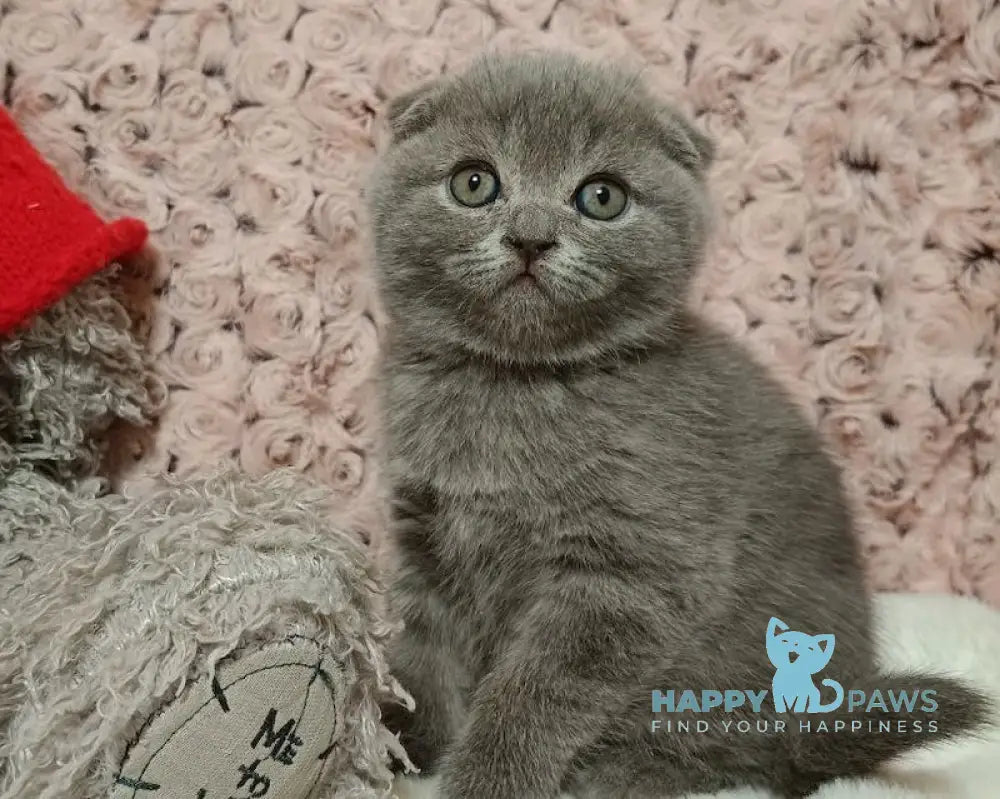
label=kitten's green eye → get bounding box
[574,178,628,220]
[450,165,500,207]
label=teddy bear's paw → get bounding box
[112,637,342,799]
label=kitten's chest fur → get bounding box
[384,357,614,503]
[384,356,637,662]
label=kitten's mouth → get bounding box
[788,651,799,664]
[497,260,552,302]
[506,263,547,295]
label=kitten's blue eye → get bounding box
[450,164,500,207]
[574,177,628,220]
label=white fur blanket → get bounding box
[391,592,1000,799]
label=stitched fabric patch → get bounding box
[112,638,342,799]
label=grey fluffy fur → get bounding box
[0,268,157,490]
[369,54,985,799]
[0,274,409,797]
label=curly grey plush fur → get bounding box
[0,468,410,799]
[0,268,157,491]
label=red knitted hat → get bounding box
[0,107,148,335]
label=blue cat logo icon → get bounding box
[765,617,844,714]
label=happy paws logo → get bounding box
[650,616,940,736]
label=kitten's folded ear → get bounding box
[655,105,715,174]
[384,79,446,143]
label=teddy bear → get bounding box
[0,106,410,799]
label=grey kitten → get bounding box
[368,53,984,799]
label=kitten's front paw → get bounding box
[437,758,486,799]
[438,757,526,799]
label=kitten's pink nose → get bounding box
[504,236,557,266]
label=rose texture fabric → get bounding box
[1,0,997,603]
[0,106,147,335]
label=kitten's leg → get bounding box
[437,577,649,799]
[384,616,470,772]
[383,485,470,772]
